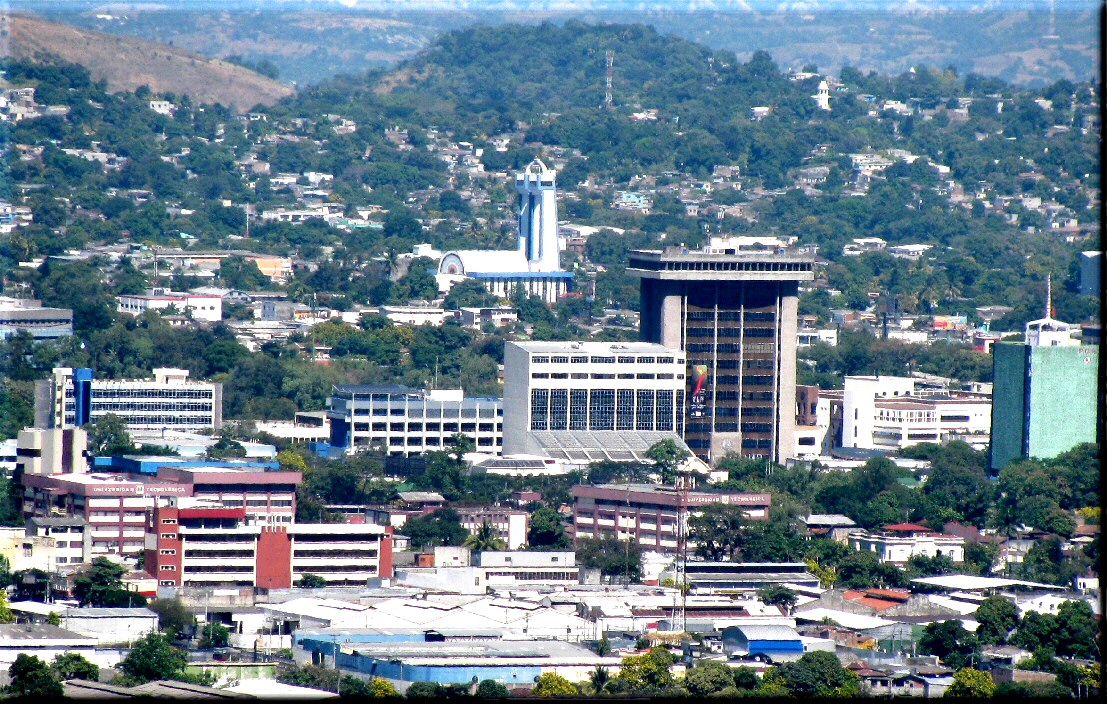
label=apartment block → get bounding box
[116,288,222,322]
[841,376,991,451]
[145,501,392,588]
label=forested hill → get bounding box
[288,20,1096,192]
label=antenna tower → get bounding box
[1044,0,1060,40]
[604,50,615,109]
[675,469,691,634]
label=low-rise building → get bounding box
[571,483,770,552]
[326,385,503,457]
[117,287,222,322]
[458,306,518,330]
[0,296,73,340]
[15,427,89,476]
[21,464,302,557]
[455,508,529,550]
[848,523,966,565]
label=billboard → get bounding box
[689,363,711,418]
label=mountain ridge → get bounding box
[1,13,294,108]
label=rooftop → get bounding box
[509,341,681,355]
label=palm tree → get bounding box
[464,521,506,552]
[589,666,610,695]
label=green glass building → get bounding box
[990,342,1100,470]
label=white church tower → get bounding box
[515,158,560,273]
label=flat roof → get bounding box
[911,575,1065,591]
[508,341,680,355]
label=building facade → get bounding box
[629,245,814,464]
[990,307,1099,470]
[37,367,222,433]
[116,288,222,322]
[502,341,686,457]
[145,501,392,589]
[21,465,301,556]
[455,508,530,550]
[327,385,503,456]
[841,376,992,451]
[848,524,965,564]
[571,483,771,552]
[0,297,73,340]
[15,427,89,476]
[437,159,573,304]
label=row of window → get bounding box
[530,355,679,365]
[66,388,214,399]
[687,327,777,339]
[686,311,777,322]
[352,422,500,433]
[531,372,679,380]
[530,389,683,432]
[89,402,214,412]
[348,407,502,418]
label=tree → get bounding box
[6,654,62,697]
[0,590,14,624]
[1011,611,1059,653]
[646,439,689,485]
[757,585,798,615]
[685,660,735,696]
[532,672,579,696]
[368,677,400,697]
[589,665,610,694]
[403,508,469,550]
[74,557,146,607]
[945,667,996,698]
[919,620,980,670]
[1053,599,1098,659]
[404,682,441,697]
[688,503,746,561]
[974,597,1019,645]
[149,597,195,637]
[298,573,327,588]
[199,621,229,649]
[776,651,860,697]
[86,413,137,456]
[464,520,507,552]
[476,679,510,698]
[119,632,190,683]
[527,506,570,549]
[575,535,642,581]
[615,647,674,691]
[50,653,99,682]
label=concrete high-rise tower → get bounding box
[515,158,560,273]
[629,245,815,465]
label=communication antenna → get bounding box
[675,469,692,635]
[1045,274,1053,319]
[604,50,615,109]
[1044,0,1060,40]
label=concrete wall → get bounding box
[62,613,158,645]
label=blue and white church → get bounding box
[437,159,573,304]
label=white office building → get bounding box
[116,288,222,322]
[842,375,991,451]
[327,385,503,456]
[503,341,687,460]
[37,367,222,433]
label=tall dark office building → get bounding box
[629,245,814,464]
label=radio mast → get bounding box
[604,50,615,109]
